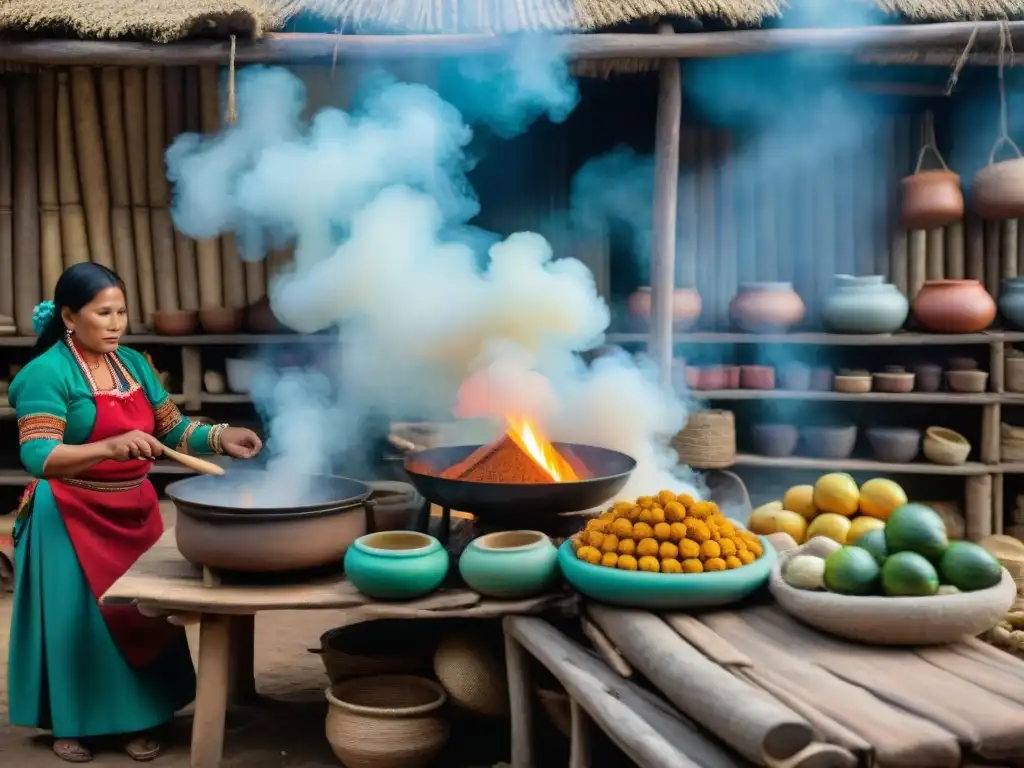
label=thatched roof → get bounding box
[0,0,1021,41]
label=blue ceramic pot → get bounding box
[999,277,1024,330]
[458,530,560,599]
[344,531,449,601]
[822,275,909,334]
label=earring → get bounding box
[64,328,73,341]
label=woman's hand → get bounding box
[220,427,263,459]
[105,430,164,461]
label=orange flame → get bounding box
[505,416,579,483]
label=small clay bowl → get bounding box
[872,372,916,393]
[946,369,989,393]
[912,362,943,392]
[701,366,730,390]
[810,367,833,391]
[685,366,702,390]
[199,307,245,334]
[833,375,872,394]
[751,424,799,457]
[740,365,775,390]
[866,427,921,463]
[923,426,971,466]
[152,309,198,336]
[779,362,811,391]
[726,365,741,389]
[947,357,978,371]
[801,425,857,459]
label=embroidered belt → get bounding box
[61,478,145,492]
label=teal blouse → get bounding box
[10,342,216,477]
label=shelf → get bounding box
[731,454,991,475]
[200,393,253,404]
[606,331,1016,346]
[693,389,999,404]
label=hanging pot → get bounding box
[901,142,963,229]
[973,136,1024,220]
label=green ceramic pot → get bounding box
[458,530,560,599]
[344,531,449,601]
[558,538,775,609]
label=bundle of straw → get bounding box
[56,71,90,271]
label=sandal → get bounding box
[124,736,162,762]
[52,739,93,763]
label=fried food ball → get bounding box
[659,541,679,559]
[744,538,764,557]
[725,555,743,569]
[599,511,616,521]
[599,534,619,553]
[653,522,672,541]
[617,504,641,521]
[701,540,721,559]
[689,501,715,519]
[577,546,601,564]
[738,549,757,565]
[706,521,721,540]
[678,539,701,559]
[636,496,655,508]
[618,538,636,556]
[613,501,633,515]
[658,490,677,506]
[719,539,738,557]
[661,558,683,573]
[636,538,660,558]
[669,522,688,542]
[681,558,704,573]
[664,501,686,522]
[601,552,619,568]
[571,535,583,552]
[611,518,634,539]
[617,554,638,571]
[632,522,654,540]
[732,536,749,552]
[718,522,737,537]
[704,557,727,572]
[677,493,695,508]
[638,555,660,573]
[586,518,610,533]
[684,519,711,542]
[584,530,605,549]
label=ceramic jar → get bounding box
[973,140,1024,220]
[822,275,909,334]
[901,170,964,230]
[999,277,1024,330]
[627,286,702,331]
[343,531,449,601]
[912,279,996,334]
[458,531,559,599]
[729,283,805,333]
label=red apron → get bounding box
[46,383,181,669]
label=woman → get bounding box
[8,263,263,762]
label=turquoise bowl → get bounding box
[558,537,775,609]
[459,530,560,599]
[344,531,449,601]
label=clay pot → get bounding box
[801,426,857,459]
[729,283,805,333]
[740,365,775,390]
[822,275,909,334]
[152,309,198,336]
[726,365,741,389]
[946,370,989,393]
[999,277,1024,330]
[627,286,702,331]
[912,362,943,392]
[246,298,288,333]
[751,424,799,457]
[901,170,964,230]
[911,280,996,333]
[700,366,730,390]
[833,375,871,394]
[866,427,921,464]
[872,372,915,393]
[973,138,1024,219]
[947,356,978,371]
[779,362,811,391]
[199,307,245,334]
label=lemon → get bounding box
[747,507,808,544]
[805,513,853,545]
[783,485,818,520]
[813,473,860,517]
[858,478,908,521]
[848,515,886,543]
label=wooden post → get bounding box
[965,474,993,542]
[648,22,682,389]
[504,630,535,768]
[569,699,593,768]
[191,614,231,768]
[228,615,257,703]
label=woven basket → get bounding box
[672,410,736,469]
[325,675,450,768]
[432,632,508,717]
[311,621,437,683]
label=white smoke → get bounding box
[167,45,701,504]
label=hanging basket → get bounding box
[973,136,1024,220]
[672,410,735,469]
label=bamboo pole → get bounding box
[71,67,113,269]
[648,23,681,389]
[55,72,89,270]
[0,79,14,321]
[37,70,64,298]
[196,66,223,308]
[12,76,40,335]
[716,130,737,332]
[696,128,717,329]
[146,67,179,314]
[169,67,199,311]
[123,68,158,325]
[889,115,910,295]
[985,220,1001,300]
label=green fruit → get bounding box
[853,528,888,566]
[884,503,949,562]
[938,541,1003,592]
[823,546,881,596]
[881,551,940,597]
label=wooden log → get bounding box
[966,473,993,542]
[717,130,737,331]
[70,67,113,268]
[946,221,965,279]
[167,67,199,311]
[927,228,945,280]
[12,76,40,336]
[569,699,593,768]
[908,230,927,302]
[504,631,534,768]
[55,72,89,269]
[889,115,910,295]
[580,614,632,677]
[37,70,63,298]
[967,214,985,284]
[145,68,178,316]
[0,80,11,320]
[985,220,1001,300]
[1003,220,1018,280]
[695,127,717,328]
[677,126,698,294]
[586,605,812,763]
[648,22,681,388]
[764,743,855,768]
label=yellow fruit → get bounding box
[805,512,853,545]
[848,515,886,543]
[751,500,783,518]
[784,485,818,520]
[746,507,808,544]
[858,478,908,521]
[813,473,860,517]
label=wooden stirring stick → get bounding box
[161,446,225,476]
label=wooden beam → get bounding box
[1,22,1023,66]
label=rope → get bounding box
[915,110,950,173]
[224,35,238,126]
[989,18,1021,165]
[945,24,979,96]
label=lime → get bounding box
[938,541,1003,592]
[881,551,940,597]
[852,528,888,566]
[823,546,881,596]
[884,503,948,562]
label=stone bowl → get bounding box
[801,426,857,459]
[865,427,921,463]
[751,424,799,457]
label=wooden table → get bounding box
[101,530,575,768]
